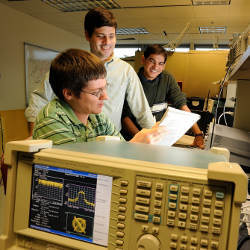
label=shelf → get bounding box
[229,46,250,80]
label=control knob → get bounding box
[137,234,160,250]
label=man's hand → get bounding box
[130,124,167,144]
[27,122,35,137]
[192,134,205,149]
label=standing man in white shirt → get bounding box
[25,7,154,135]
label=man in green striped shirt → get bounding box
[33,49,167,145]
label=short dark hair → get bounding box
[84,7,117,37]
[49,49,106,100]
[144,44,168,62]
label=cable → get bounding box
[209,63,233,148]
[218,111,234,125]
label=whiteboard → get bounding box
[24,43,59,105]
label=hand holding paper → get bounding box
[156,107,200,146]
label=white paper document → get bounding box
[156,107,200,146]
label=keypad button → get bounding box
[168,210,176,218]
[179,204,188,211]
[136,189,151,197]
[181,235,188,243]
[118,206,126,212]
[201,216,210,224]
[136,197,150,205]
[212,226,221,235]
[189,223,198,231]
[154,208,161,215]
[214,209,223,217]
[137,180,152,188]
[155,192,163,199]
[169,202,177,209]
[116,231,125,238]
[192,197,200,204]
[154,200,162,207]
[191,237,198,245]
[171,234,178,241]
[200,224,209,232]
[191,206,199,213]
[115,240,124,246]
[118,215,126,221]
[169,193,178,200]
[170,242,177,248]
[180,195,189,203]
[181,186,190,194]
[120,180,128,186]
[203,199,212,206]
[156,183,163,190]
[117,223,125,229]
[179,213,187,220]
[119,197,127,203]
[200,239,208,246]
[153,216,161,224]
[190,214,198,222]
[178,221,186,228]
[167,219,175,227]
[169,184,178,192]
[204,189,213,197]
[134,213,148,221]
[180,244,187,250]
[211,240,219,249]
[120,189,127,195]
[215,201,224,208]
[216,192,224,199]
[193,188,201,196]
[202,207,211,215]
[135,205,149,213]
[213,218,222,226]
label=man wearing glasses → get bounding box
[33,49,166,145]
[25,7,154,136]
[122,44,205,149]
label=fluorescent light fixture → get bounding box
[116,28,149,35]
[199,26,226,34]
[42,0,121,12]
[192,0,230,5]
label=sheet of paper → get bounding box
[156,107,200,146]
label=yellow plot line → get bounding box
[68,191,95,207]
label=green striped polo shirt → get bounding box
[33,98,123,145]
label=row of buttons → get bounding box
[153,182,163,224]
[167,184,225,236]
[115,180,129,249]
[134,180,165,225]
[187,186,207,233]
[169,234,219,249]
[134,180,152,222]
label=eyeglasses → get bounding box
[147,58,165,66]
[81,85,107,98]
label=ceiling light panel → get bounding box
[192,0,230,5]
[42,0,121,12]
[116,28,149,35]
[199,26,226,34]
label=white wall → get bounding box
[0,3,88,110]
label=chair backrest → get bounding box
[0,110,29,155]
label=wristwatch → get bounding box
[195,132,204,137]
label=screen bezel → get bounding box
[13,159,109,250]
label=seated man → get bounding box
[121,44,204,149]
[33,49,166,145]
[26,7,154,136]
